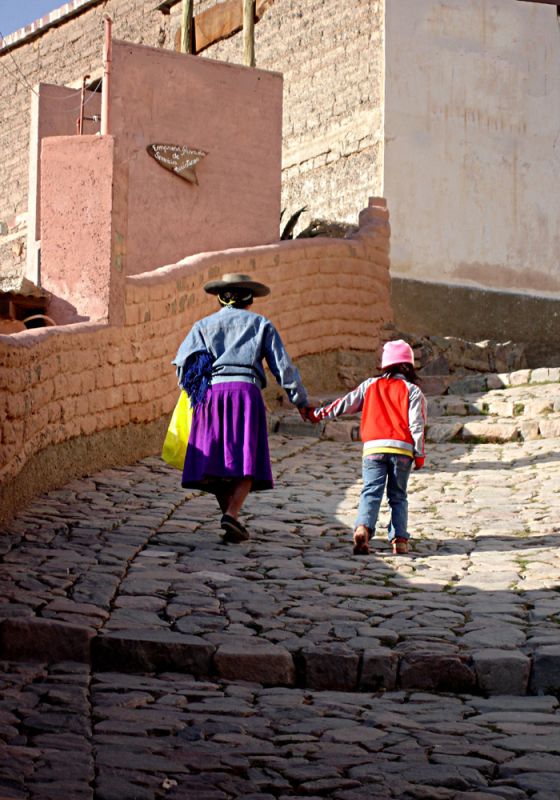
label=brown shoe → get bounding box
[392,537,409,555]
[353,525,370,555]
[220,514,250,543]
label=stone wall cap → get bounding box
[0,276,49,298]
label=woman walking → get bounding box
[173,273,310,543]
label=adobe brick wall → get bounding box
[0,199,392,523]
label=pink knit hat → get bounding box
[381,339,415,369]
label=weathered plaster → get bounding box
[392,276,560,367]
[385,0,560,297]
[40,135,115,323]
[26,83,101,284]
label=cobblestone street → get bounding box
[1,374,560,799]
[1,0,560,797]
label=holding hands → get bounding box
[298,406,320,424]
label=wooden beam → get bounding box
[173,0,275,55]
[181,0,194,53]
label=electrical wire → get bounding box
[0,29,103,104]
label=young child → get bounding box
[309,340,426,555]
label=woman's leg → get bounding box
[215,485,232,514]
[219,477,253,543]
[225,477,252,519]
[215,477,253,517]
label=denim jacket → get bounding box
[173,306,308,407]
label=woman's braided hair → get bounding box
[217,289,253,309]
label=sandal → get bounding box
[220,514,250,543]
[353,525,370,556]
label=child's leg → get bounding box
[355,455,388,534]
[386,455,413,541]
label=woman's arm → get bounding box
[172,323,209,385]
[263,322,308,407]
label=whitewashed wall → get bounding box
[385,0,560,297]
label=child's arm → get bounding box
[409,385,427,469]
[310,379,372,422]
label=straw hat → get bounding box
[203,273,270,297]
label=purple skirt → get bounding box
[182,381,273,493]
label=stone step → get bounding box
[268,413,360,442]
[427,413,560,443]
[2,433,560,703]
[422,366,560,396]
[270,410,560,445]
[428,391,560,419]
[270,376,560,445]
[2,615,558,697]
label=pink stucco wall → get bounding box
[0,199,391,520]
[40,135,116,323]
[26,84,101,282]
[29,84,101,242]
[109,40,283,277]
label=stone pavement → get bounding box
[3,659,560,800]
[1,373,560,799]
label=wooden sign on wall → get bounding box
[147,143,207,184]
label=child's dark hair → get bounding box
[382,362,421,385]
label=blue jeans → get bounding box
[355,454,413,541]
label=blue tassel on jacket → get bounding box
[179,350,214,408]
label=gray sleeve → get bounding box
[408,384,427,456]
[172,323,208,385]
[313,380,370,420]
[263,322,308,407]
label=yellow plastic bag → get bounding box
[161,391,193,470]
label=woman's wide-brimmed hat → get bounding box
[203,272,270,297]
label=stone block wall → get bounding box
[198,0,385,232]
[0,199,391,523]
[392,277,560,368]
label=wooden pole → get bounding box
[77,74,91,135]
[181,0,194,54]
[243,0,255,67]
[101,17,112,136]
